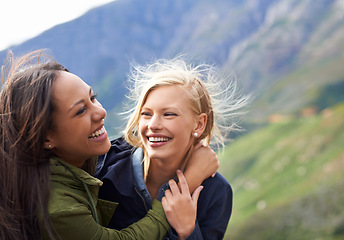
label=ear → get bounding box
[44,131,55,150]
[193,113,207,137]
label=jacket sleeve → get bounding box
[168,222,203,240]
[167,174,233,240]
[48,198,170,240]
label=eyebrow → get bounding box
[141,106,179,112]
[68,87,92,112]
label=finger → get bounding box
[164,189,173,200]
[213,153,220,170]
[161,196,168,209]
[176,169,190,194]
[162,196,172,213]
[191,186,203,204]
[169,179,181,196]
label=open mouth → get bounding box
[89,126,105,138]
[148,137,171,143]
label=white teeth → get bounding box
[89,126,105,138]
[148,137,170,142]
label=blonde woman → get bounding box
[95,58,248,239]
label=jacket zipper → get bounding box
[135,187,149,212]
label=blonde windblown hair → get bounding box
[123,57,248,180]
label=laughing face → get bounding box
[139,85,200,166]
[46,71,111,167]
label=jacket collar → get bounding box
[95,138,137,197]
[50,157,103,187]
[132,148,153,209]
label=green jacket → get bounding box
[47,157,169,240]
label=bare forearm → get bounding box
[184,145,219,193]
[184,167,206,193]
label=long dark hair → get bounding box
[0,50,68,240]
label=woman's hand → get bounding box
[162,170,203,240]
[184,143,219,193]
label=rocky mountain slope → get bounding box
[1,0,343,136]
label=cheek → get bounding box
[138,120,147,137]
[173,122,191,138]
[138,121,144,132]
[177,123,195,142]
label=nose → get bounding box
[148,114,162,130]
[92,102,107,122]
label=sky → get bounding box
[0,0,114,51]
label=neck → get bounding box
[146,157,183,199]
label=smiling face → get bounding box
[139,85,201,166]
[46,71,111,167]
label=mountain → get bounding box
[219,103,344,239]
[1,0,344,137]
[1,1,343,239]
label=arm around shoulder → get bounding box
[48,192,170,240]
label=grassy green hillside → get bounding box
[219,103,344,240]
[248,43,344,123]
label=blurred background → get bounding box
[1,0,343,239]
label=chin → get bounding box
[147,151,164,160]
[97,145,111,156]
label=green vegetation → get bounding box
[1,1,342,238]
[220,103,344,239]
[249,50,344,122]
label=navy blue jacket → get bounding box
[95,137,233,240]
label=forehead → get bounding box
[52,71,90,109]
[143,85,192,108]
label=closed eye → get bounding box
[164,112,178,117]
[76,107,86,116]
[141,112,152,116]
